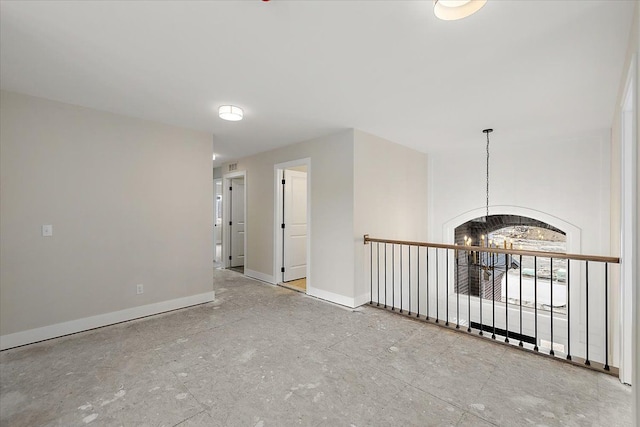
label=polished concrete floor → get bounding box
[0,269,633,426]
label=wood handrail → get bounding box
[363,235,620,264]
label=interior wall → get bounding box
[221,130,355,303]
[0,91,214,343]
[611,0,639,385]
[428,132,611,256]
[353,129,429,304]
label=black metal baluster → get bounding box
[408,246,412,316]
[534,256,538,351]
[505,253,509,343]
[446,249,449,326]
[479,249,483,336]
[492,251,496,339]
[604,263,610,370]
[384,244,387,308]
[435,248,439,323]
[426,248,430,320]
[456,249,460,329]
[566,260,571,360]
[370,240,373,304]
[467,249,471,332]
[400,245,403,313]
[376,243,380,306]
[550,257,554,356]
[417,247,420,318]
[585,261,590,366]
[392,244,395,310]
[519,254,523,347]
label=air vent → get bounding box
[228,163,238,172]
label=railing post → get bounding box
[435,248,439,323]
[585,261,590,366]
[492,251,496,340]
[445,248,449,326]
[408,245,412,316]
[566,259,571,360]
[467,248,471,332]
[534,256,538,352]
[505,253,509,343]
[392,244,395,311]
[604,263,609,371]
[456,249,460,329]
[400,244,403,313]
[550,257,554,356]
[384,243,388,309]
[417,247,420,318]
[478,248,483,336]
[519,254,523,347]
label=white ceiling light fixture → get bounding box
[433,0,487,21]
[218,105,243,121]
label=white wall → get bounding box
[0,91,214,348]
[354,130,429,305]
[222,130,356,304]
[428,133,611,256]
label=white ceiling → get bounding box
[0,1,635,164]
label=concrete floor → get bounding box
[0,269,633,426]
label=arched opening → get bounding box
[454,215,567,314]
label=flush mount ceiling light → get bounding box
[433,0,487,21]
[218,105,243,121]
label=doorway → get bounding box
[223,171,246,274]
[274,159,310,293]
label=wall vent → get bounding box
[228,163,238,172]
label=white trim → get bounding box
[245,268,276,285]
[441,205,581,254]
[223,170,247,270]
[620,53,637,385]
[273,158,312,292]
[0,291,215,350]
[307,286,355,308]
[354,293,371,307]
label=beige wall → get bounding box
[353,130,429,303]
[222,130,355,302]
[0,91,213,340]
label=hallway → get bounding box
[0,269,632,426]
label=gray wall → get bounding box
[0,91,214,340]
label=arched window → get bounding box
[455,215,567,314]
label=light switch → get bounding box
[42,224,53,237]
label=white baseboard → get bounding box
[0,291,215,351]
[307,286,356,308]
[244,269,276,284]
[354,293,371,307]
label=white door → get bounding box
[283,170,307,281]
[230,177,245,268]
[213,179,222,261]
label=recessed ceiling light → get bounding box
[433,0,487,21]
[218,105,243,121]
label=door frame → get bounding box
[213,178,222,262]
[273,158,311,291]
[619,54,637,385]
[223,170,247,270]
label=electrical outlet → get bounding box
[42,224,53,237]
[136,284,144,295]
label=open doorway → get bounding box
[223,171,246,274]
[274,159,310,293]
